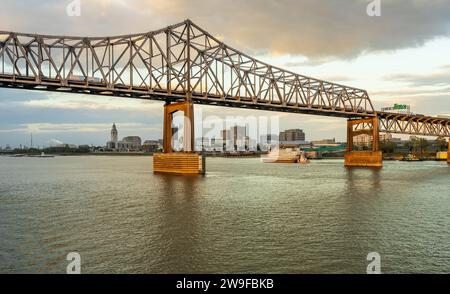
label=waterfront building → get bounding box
[106,123,142,151]
[142,140,162,153]
[222,125,247,151]
[278,129,308,150]
[311,138,336,146]
[117,136,142,151]
[379,133,393,142]
[279,129,306,142]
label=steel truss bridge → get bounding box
[0,19,449,138]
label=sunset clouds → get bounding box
[1,0,450,58]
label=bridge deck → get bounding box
[0,74,374,118]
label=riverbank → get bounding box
[0,152,446,161]
[0,151,267,157]
[2,153,447,161]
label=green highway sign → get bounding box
[393,104,408,110]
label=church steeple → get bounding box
[111,123,118,143]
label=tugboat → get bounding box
[298,151,310,164]
[401,153,421,162]
[262,147,309,164]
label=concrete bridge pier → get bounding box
[344,117,382,168]
[153,100,205,175]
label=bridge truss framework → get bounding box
[0,19,374,118]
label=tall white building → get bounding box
[107,123,118,149]
[111,123,118,143]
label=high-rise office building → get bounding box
[279,129,306,142]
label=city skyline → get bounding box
[3,119,439,151]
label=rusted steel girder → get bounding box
[0,19,374,118]
[378,112,450,138]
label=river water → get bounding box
[0,156,449,273]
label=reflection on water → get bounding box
[156,174,203,272]
[0,156,449,273]
[345,167,381,192]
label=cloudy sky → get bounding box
[1,0,450,147]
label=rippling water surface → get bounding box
[0,156,449,273]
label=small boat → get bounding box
[401,154,421,162]
[298,152,310,164]
[29,152,55,158]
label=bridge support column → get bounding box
[153,100,205,175]
[344,117,382,168]
[447,139,450,165]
